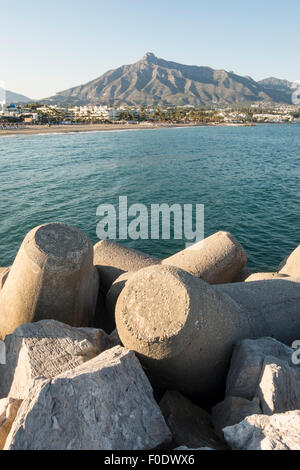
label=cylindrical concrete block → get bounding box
[103,231,247,333]
[116,265,300,399]
[162,231,247,284]
[245,272,289,282]
[104,272,132,333]
[0,223,99,339]
[278,245,300,277]
[94,240,160,293]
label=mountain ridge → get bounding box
[44,53,294,107]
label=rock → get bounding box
[0,320,114,399]
[0,267,10,291]
[5,346,172,450]
[223,411,300,450]
[278,245,300,277]
[94,240,160,293]
[226,337,294,400]
[0,223,99,339]
[0,398,22,449]
[159,391,227,450]
[162,231,247,284]
[211,396,261,438]
[245,272,289,282]
[257,357,300,415]
[116,265,300,399]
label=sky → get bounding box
[1,0,300,99]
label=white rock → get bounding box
[211,396,261,438]
[159,390,226,450]
[5,346,172,450]
[223,411,300,450]
[0,320,115,399]
[226,337,294,400]
[257,357,300,414]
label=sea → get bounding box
[0,124,299,272]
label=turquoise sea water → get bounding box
[0,124,299,271]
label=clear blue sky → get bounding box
[2,0,300,99]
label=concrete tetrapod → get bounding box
[0,223,99,339]
[94,240,160,294]
[104,231,247,333]
[278,245,300,277]
[162,231,247,283]
[115,265,300,400]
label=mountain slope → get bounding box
[44,53,293,107]
[5,90,32,104]
[258,77,295,103]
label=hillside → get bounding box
[44,53,293,107]
[6,90,32,104]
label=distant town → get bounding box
[1,102,300,127]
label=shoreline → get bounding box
[0,121,252,137]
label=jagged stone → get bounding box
[0,320,114,399]
[0,398,22,449]
[159,391,227,450]
[0,223,99,339]
[5,346,172,450]
[257,357,300,415]
[226,337,294,400]
[223,411,300,450]
[211,396,261,438]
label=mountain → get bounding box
[257,77,295,103]
[44,53,294,107]
[5,90,32,104]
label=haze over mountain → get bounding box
[44,53,294,107]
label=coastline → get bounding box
[0,121,251,137]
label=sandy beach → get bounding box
[0,121,251,137]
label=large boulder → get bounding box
[0,223,99,339]
[257,357,300,415]
[0,398,22,449]
[223,411,300,450]
[0,320,115,399]
[5,346,172,450]
[225,337,294,400]
[159,391,227,450]
[211,396,261,438]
